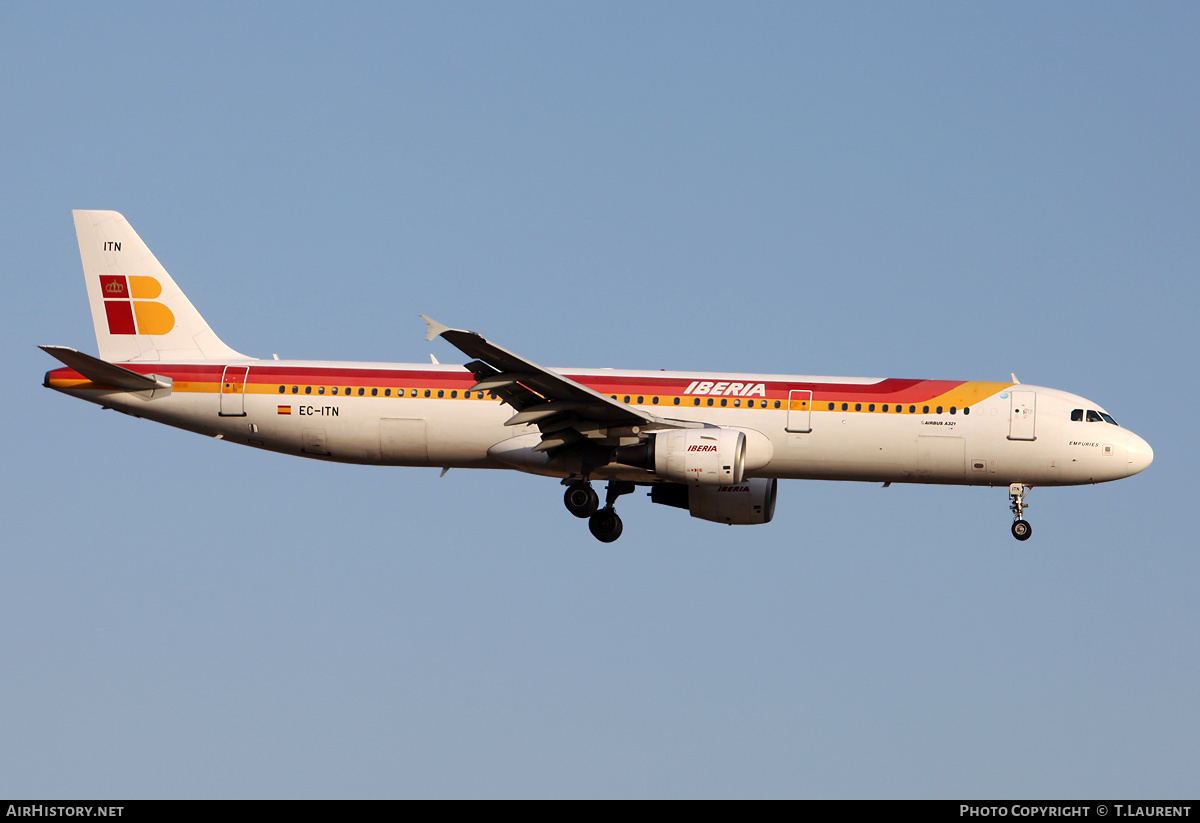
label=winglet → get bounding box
[1011,373,1020,384]
[420,315,451,342]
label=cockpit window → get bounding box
[1081,409,1121,426]
[1074,407,1119,425]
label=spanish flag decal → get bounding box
[277,405,292,415]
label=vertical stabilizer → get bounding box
[74,210,249,362]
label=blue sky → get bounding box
[2,2,1197,798]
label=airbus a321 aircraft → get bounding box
[43,211,1153,542]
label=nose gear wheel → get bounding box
[1009,483,1033,541]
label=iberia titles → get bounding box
[683,380,767,397]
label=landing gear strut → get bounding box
[586,481,635,543]
[1009,483,1032,541]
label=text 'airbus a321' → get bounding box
[43,211,1153,542]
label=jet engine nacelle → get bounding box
[650,477,778,525]
[653,428,746,486]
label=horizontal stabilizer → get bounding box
[40,345,171,391]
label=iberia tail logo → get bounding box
[99,275,175,335]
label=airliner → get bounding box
[42,211,1153,542]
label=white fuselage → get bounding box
[46,359,1153,488]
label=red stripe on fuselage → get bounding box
[46,364,971,404]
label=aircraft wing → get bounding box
[421,316,702,453]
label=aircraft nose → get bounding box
[1126,433,1154,476]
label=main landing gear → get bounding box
[564,480,634,543]
[564,482,599,518]
[1009,482,1032,541]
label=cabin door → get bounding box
[1008,390,1037,441]
[785,390,812,433]
[219,366,249,417]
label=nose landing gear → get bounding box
[1009,483,1032,541]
